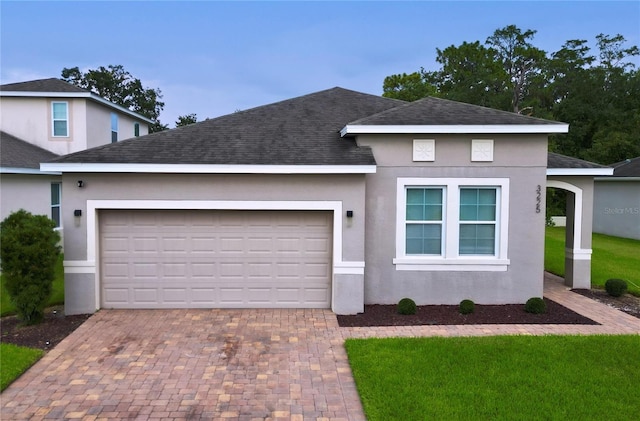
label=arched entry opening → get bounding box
[546,179,593,289]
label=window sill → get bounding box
[393,257,510,272]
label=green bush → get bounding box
[605,278,628,297]
[0,210,61,325]
[524,297,546,314]
[397,298,417,315]
[459,299,475,315]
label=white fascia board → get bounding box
[547,168,614,176]
[340,124,569,136]
[0,167,61,175]
[40,163,377,174]
[594,176,640,181]
[0,91,153,123]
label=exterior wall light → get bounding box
[77,180,84,188]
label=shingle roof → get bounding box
[547,152,609,169]
[349,96,564,126]
[0,78,87,93]
[50,88,405,166]
[610,156,640,177]
[1,131,59,169]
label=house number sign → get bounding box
[535,185,542,213]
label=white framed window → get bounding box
[51,182,61,228]
[111,113,118,143]
[394,177,510,271]
[52,102,68,137]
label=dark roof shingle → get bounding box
[547,152,609,169]
[610,156,640,177]
[51,87,405,166]
[349,96,565,126]
[1,131,59,169]
[0,78,87,93]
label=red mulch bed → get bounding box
[337,298,598,327]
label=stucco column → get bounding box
[548,178,595,289]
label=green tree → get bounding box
[0,210,61,325]
[61,65,167,132]
[485,25,547,113]
[382,72,435,101]
[175,113,198,127]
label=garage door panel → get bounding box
[101,210,332,309]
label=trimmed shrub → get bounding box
[459,299,475,315]
[524,297,546,314]
[397,298,417,315]
[605,278,628,297]
[0,210,61,325]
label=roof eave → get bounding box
[547,168,614,176]
[1,166,61,175]
[340,124,569,136]
[0,91,154,124]
[40,163,377,174]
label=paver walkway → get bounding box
[2,273,638,420]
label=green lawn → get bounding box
[0,255,65,317]
[545,227,640,295]
[345,335,640,421]
[0,343,44,391]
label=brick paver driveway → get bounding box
[1,309,365,420]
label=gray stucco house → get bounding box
[41,88,611,315]
[593,156,640,240]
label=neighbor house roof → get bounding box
[43,88,405,172]
[0,131,60,174]
[341,96,569,135]
[0,78,154,124]
[610,156,640,177]
[547,152,613,176]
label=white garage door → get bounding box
[100,210,332,309]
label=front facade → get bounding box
[43,88,608,315]
[0,78,152,226]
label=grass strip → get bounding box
[346,335,640,421]
[545,227,640,295]
[0,343,44,391]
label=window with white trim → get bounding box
[52,102,68,137]
[394,178,510,271]
[111,113,118,143]
[51,183,61,228]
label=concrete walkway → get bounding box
[1,274,638,421]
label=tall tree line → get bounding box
[383,26,640,164]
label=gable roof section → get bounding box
[341,96,568,135]
[42,88,405,173]
[547,152,613,176]
[0,131,60,174]
[1,78,154,124]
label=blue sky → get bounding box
[2,1,639,126]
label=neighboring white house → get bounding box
[593,156,640,240]
[0,78,153,230]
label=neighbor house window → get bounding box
[134,122,140,137]
[111,113,118,143]
[51,183,61,228]
[52,102,68,137]
[394,178,510,271]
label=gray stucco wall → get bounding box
[61,172,367,314]
[358,134,548,305]
[0,173,61,221]
[593,180,640,240]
